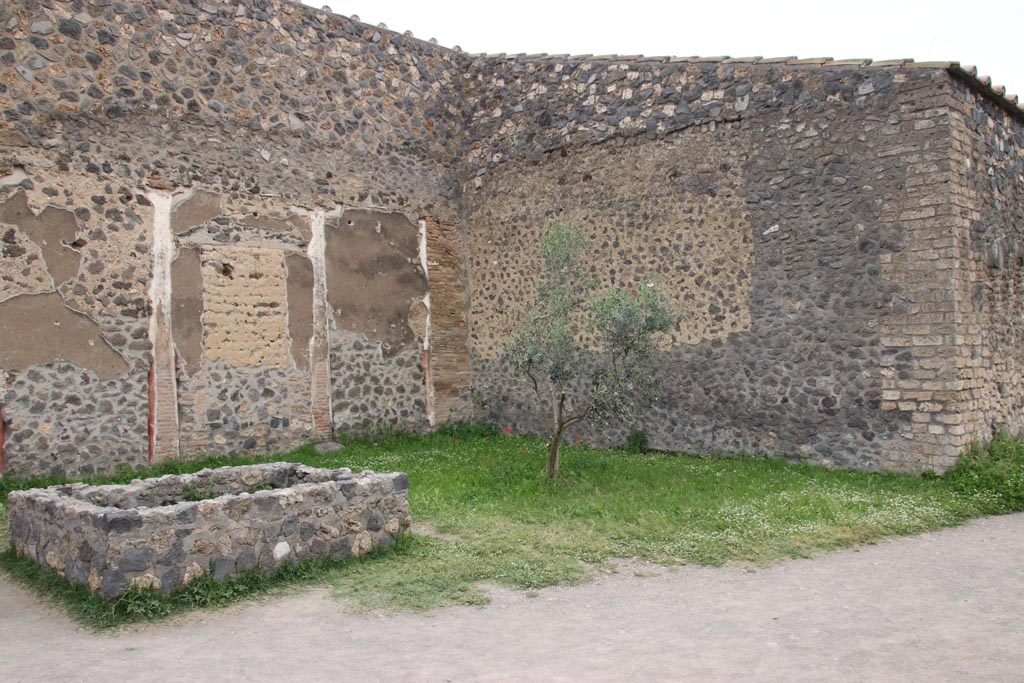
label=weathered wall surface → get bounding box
[948,76,1024,450]
[0,179,152,477]
[324,209,428,432]
[1,0,1020,476]
[0,0,466,476]
[467,131,754,357]
[464,57,980,471]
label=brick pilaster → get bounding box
[424,218,470,423]
[876,74,972,470]
[0,403,6,475]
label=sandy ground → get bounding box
[1,513,1022,682]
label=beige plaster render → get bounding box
[200,245,291,369]
[0,191,81,287]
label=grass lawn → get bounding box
[0,425,1016,627]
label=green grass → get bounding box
[0,425,1018,626]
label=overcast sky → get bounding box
[311,0,1024,99]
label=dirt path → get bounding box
[1,514,1022,682]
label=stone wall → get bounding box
[0,0,468,476]
[947,72,1024,449]
[0,0,1021,476]
[7,462,411,598]
[871,73,974,471]
[463,56,1022,472]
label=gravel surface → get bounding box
[2,513,1022,682]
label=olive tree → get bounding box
[506,223,676,478]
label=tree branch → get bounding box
[562,403,592,429]
[524,365,541,398]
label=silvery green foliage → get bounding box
[589,283,676,420]
[506,224,676,477]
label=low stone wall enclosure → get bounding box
[1,0,1023,476]
[6,463,411,598]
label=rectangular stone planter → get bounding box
[6,463,410,599]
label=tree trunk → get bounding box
[547,389,565,478]
[547,431,562,478]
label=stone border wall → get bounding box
[7,463,411,598]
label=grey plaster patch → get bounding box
[325,210,427,355]
[284,253,313,372]
[0,191,81,285]
[0,292,129,379]
[171,190,221,234]
[171,245,203,372]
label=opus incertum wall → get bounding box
[0,0,471,477]
[0,0,1021,476]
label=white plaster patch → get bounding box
[0,165,28,187]
[145,187,184,461]
[307,208,333,428]
[418,218,435,427]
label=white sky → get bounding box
[311,0,1024,99]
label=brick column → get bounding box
[943,72,1024,451]
[423,218,470,424]
[876,72,973,471]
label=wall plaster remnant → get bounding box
[0,292,129,379]
[171,190,222,235]
[246,213,307,236]
[302,208,333,436]
[146,188,183,463]
[417,219,435,427]
[170,246,203,373]
[324,209,428,355]
[0,191,82,287]
[0,165,28,188]
[284,253,314,372]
